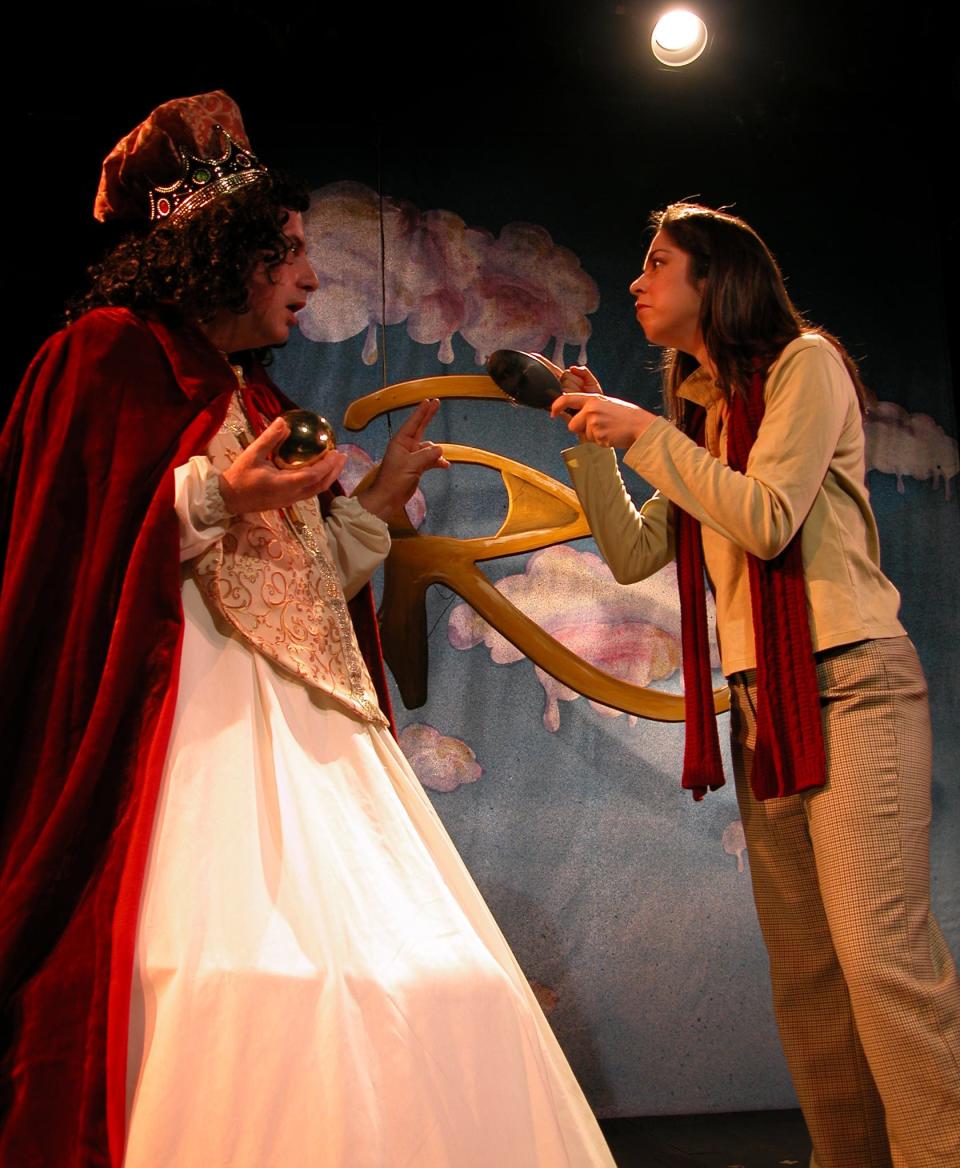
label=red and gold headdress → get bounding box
[94,90,266,226]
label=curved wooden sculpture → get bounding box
[344,375,730,722]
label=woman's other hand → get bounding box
[356,399,449,521]
[532,355,605,396]
[560,364,604,396]
[551,392,657,450]
[219,417,348,514]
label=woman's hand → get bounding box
[537,357,609,442]
[219,416,348,515]
[550,392,658,449]
[356,399,449,521]
[560,365,604,396]
[533,356,605,396]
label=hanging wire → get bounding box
[376,134,393,437]
[426,588,461,640]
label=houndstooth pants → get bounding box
[730,637,960,1168]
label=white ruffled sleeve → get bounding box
[174,456,230,563]
[324,496,391,600]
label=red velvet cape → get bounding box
[0,307,393,1166]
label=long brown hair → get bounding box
[652,203,868,424]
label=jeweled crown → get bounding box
[148,126,266,224]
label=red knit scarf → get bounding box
[674,368,826,801]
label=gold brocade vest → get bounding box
[191,394,387,727]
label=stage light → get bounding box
[651,9,708,67]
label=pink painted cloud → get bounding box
[865,402,958,499]
[299,182,598,368]
[398,723,483,792]
[447,546,721,731]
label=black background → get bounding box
[7,0,957,414]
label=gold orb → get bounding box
[275,409,337,469]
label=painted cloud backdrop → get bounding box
[448,546,721,731]
[300,182,599,368]
[398,723,483,792]
[866,402,958,499]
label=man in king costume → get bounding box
[0,92,615,1167]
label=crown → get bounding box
[148,126,266,224]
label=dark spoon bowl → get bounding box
[486,349,564,411]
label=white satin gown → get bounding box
[122,460,613,1168]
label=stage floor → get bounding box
[600,1108,810,1167]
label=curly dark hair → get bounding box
[69,170,310,353]
[651,203,869,424]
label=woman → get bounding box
[550,203,960,1168]
[0,92,614,1167]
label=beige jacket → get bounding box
[562,333,904,676]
